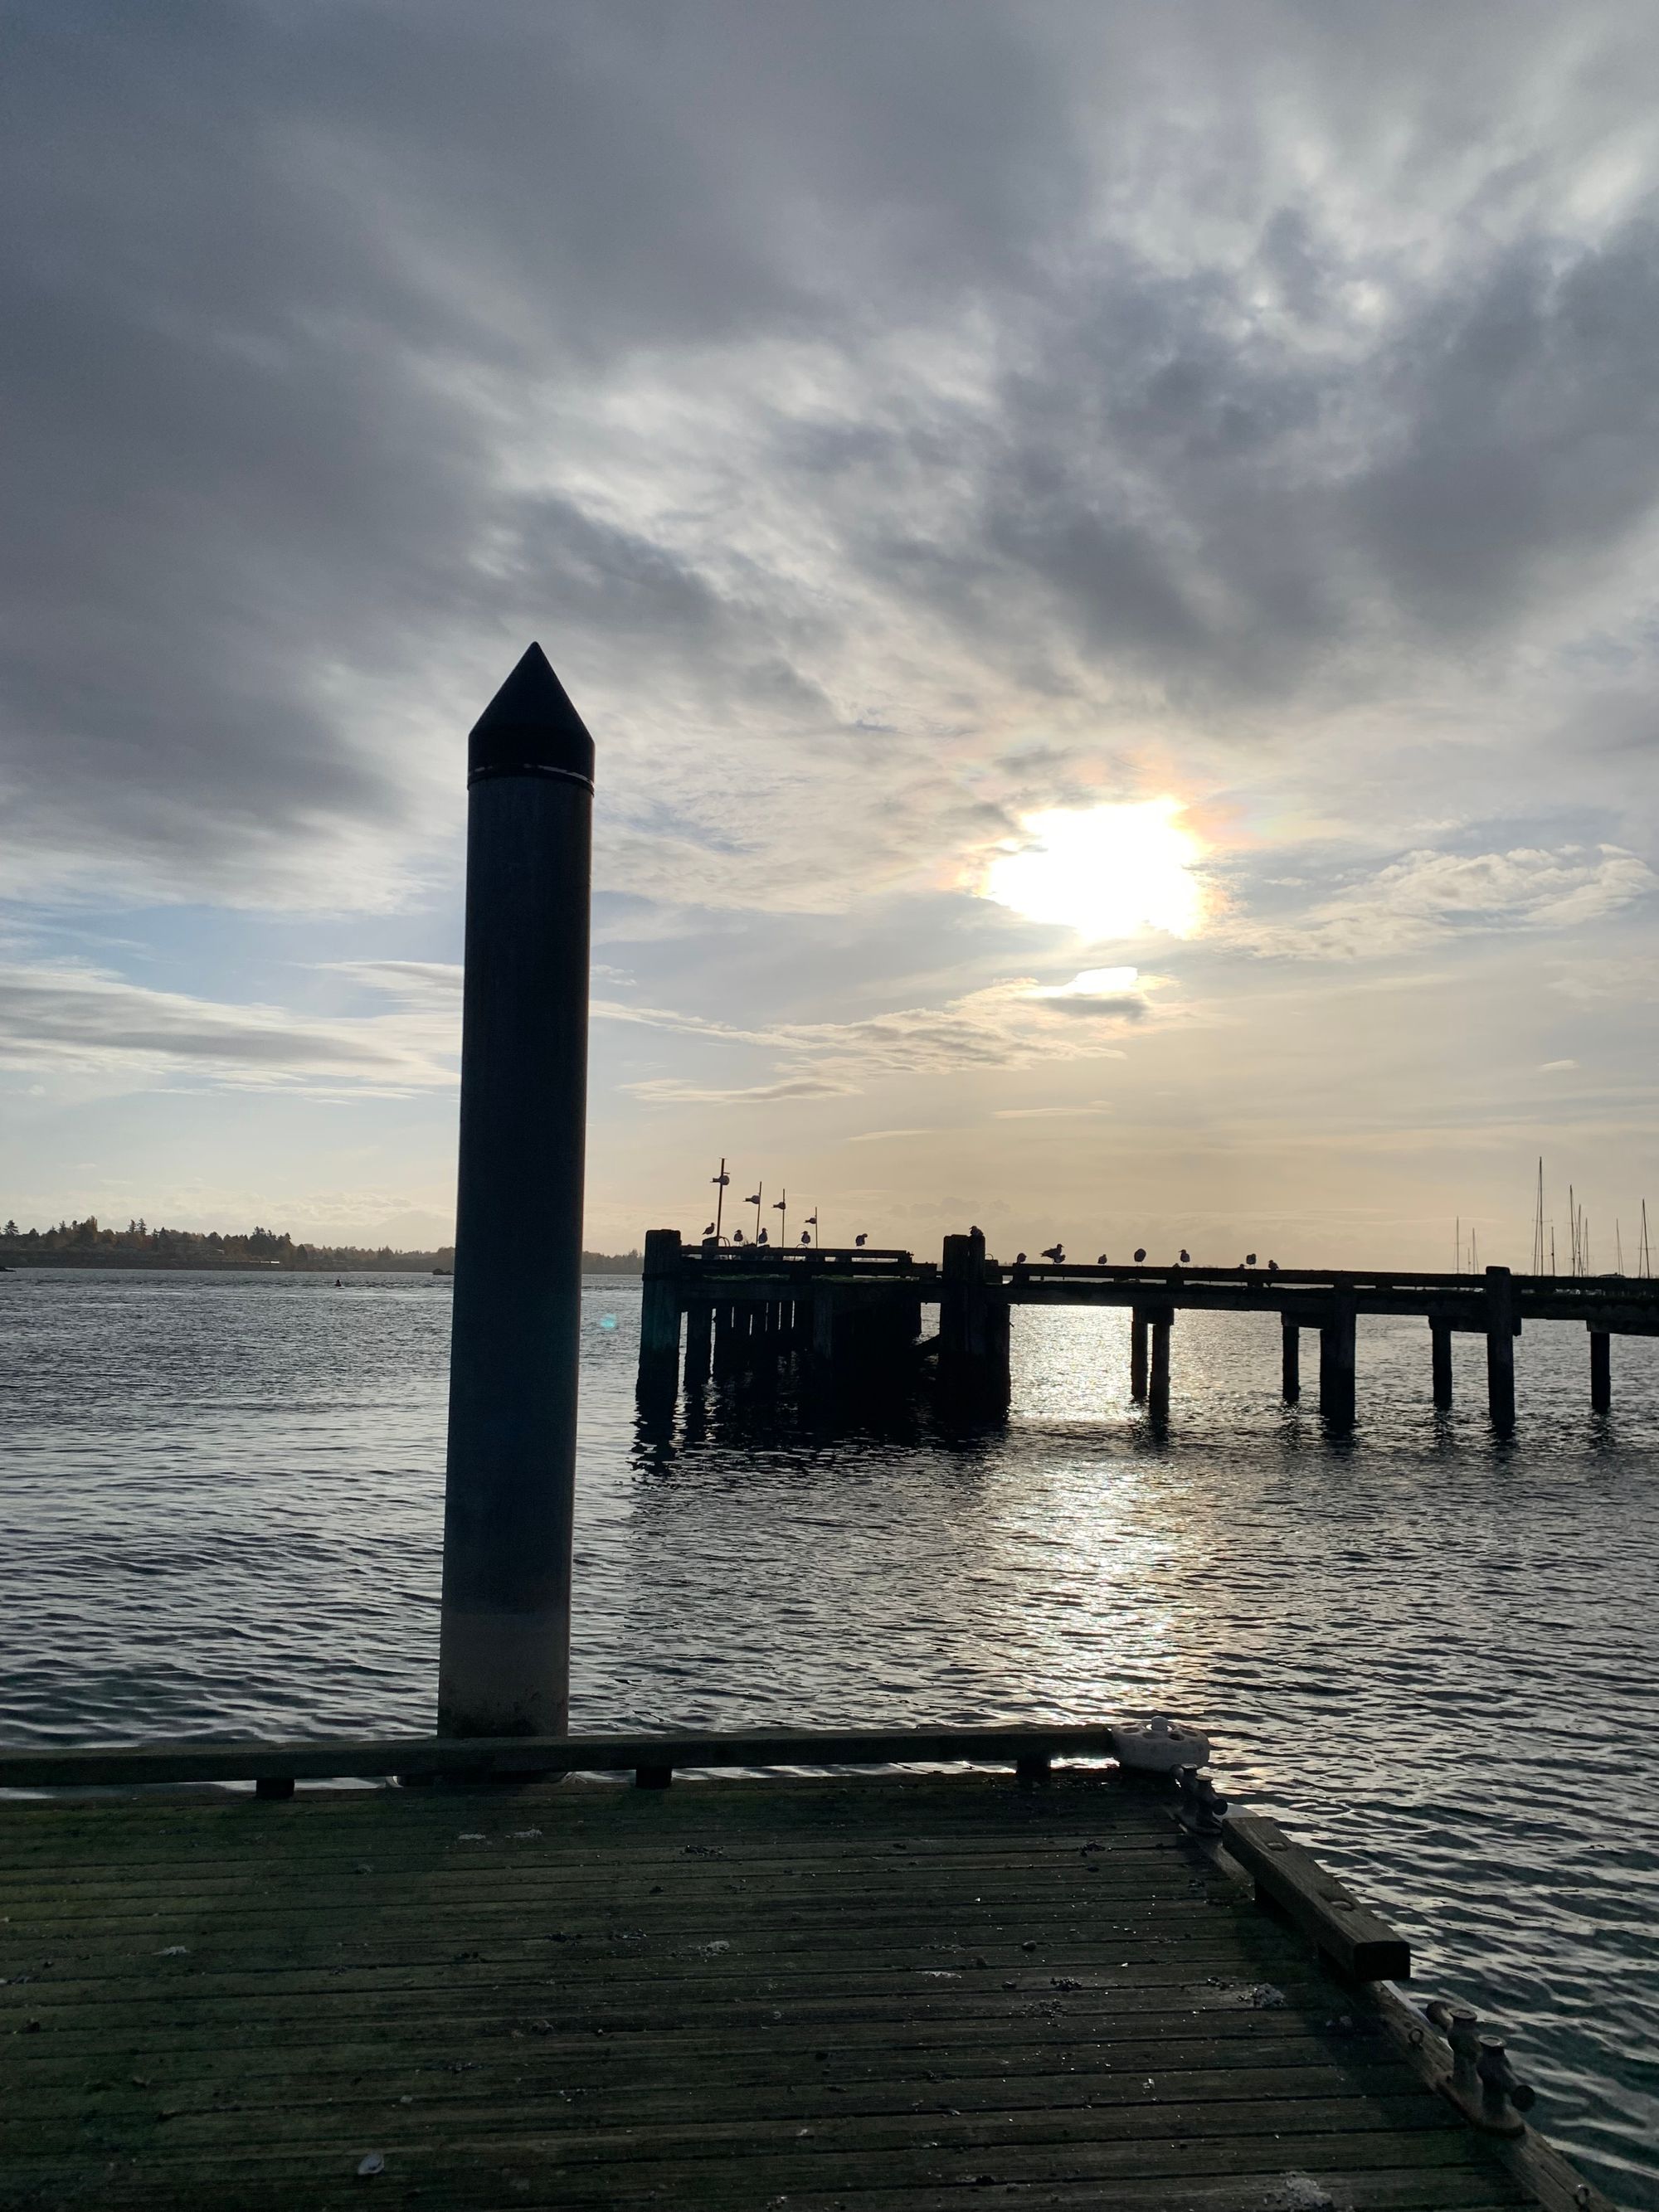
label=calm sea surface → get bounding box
[1,1267,1655,2205]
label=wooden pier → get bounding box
[0,1727,1608,2211]
[638,1228,1659,1430]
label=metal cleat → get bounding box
[1174,1766,1229,1836]
[1477,2036,1537,2130]
[1423,2001,1535,2136]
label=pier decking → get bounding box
[0,1741,1603,2211]
[638,1228,1659,1429]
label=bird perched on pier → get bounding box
[757,1228,769,1246]
[1244,1252,1257,1266]
[1267,1259,1279,1273]
[1014,1252,1027,1265]
[732,1228,745,1244]
[855,1232,868,1247]
[702,1222,716,1238]
[799,1230,810,1246]
[1133,1247,1146,1262]
[1179,1248,1190,1264]
[1041,1242,1064,1263]
[1096,1252,1107,1265]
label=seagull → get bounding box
[855,1232,868,1247]
[1040,1242,1064,1264]
[799,1230,811,1246]
[1133,1247,1146,1262]
[1014,1252,1028,1266]
[732,1228,745,1244]
[1267,1259,1280,1273]
[1179,1248,1190,1264]
[1096,1252,1108,1265]
[1244,1252,1258,1266]
[702,1222,716,1238]
[757,1227,769,1246]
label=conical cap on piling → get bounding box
[468,642,595,785]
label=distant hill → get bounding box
[0,1215,642,1275]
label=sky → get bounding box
[4,0,1659,1267]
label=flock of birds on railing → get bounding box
[1011,1242,1279,1272]
[700,1159,1283,1267]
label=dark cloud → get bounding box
[5,1,1659,913]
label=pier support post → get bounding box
[637,1229,683,1399]
[1130,1309,1149,1401]
[1281,1320,1300,1404]
[438,644,593,1742]
[939,1228,1010,1412]
[1318,1294,1356,1429]
[1431,1320,1453,1410]
[1147,1306,1172,1426]
[1485,1266,1516,1433]
[684,1300,712,1390]
[1590,1329,1611,1415]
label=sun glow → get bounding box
[982,800,1205,940]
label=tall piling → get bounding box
[939,1228,1010,1412]
[1431,1320,1453,1410]
[1319,1293,1356,1429]
[438,644,593,1742]
[1590,1328,1611,1415]
[638,1229,684,1398]
[1485,1265,1516,1432]
[1280,1320,1300,1404]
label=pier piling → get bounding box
[638,1228,684,1397]
[1130,1308,1149,1399]
[1147,1305,1172,1424]
[438,644,593,1741]
[1319,1293,1357,1428]
[684,1295,712,1390]
[1432,1319,1453,1409]
[1590,1327,1611,1414]
[1281,1317,1300,1403]
[1485,1265,1516,1432]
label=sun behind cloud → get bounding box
[980,800,1207,941]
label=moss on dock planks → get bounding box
[0,1771,1560,2210]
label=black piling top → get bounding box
[469,640,595,790]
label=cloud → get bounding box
[7,3,1659,926]
[623,1075,859,1106]
[992,1102,1113,1118]
[0,961,455,1092]
[1227,843,1656,959]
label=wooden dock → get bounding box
[638,1228,1659,1430]
[0,1731,1605,2211]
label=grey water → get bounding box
[1,1268,1655,2205]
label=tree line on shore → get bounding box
[0,1215,644,1274]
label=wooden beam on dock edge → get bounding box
[1223,1813,1411,1982]
[0,1721,1123,1794]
